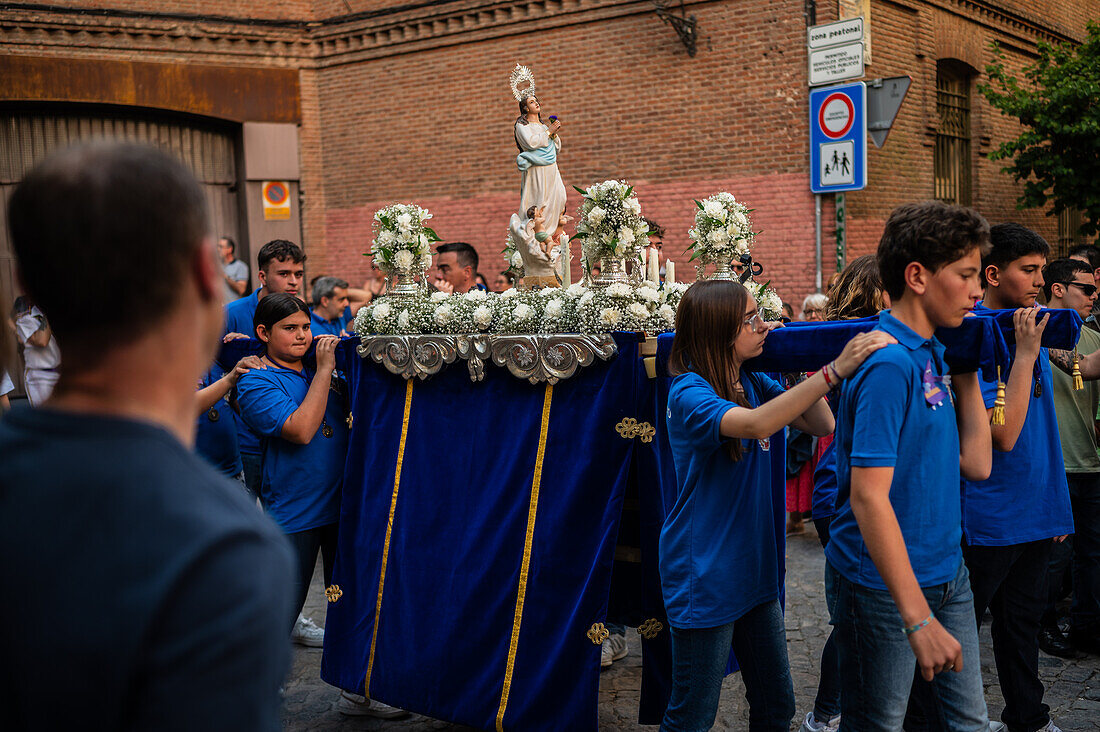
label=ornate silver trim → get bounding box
[489,334,618,384]
[358,334,617,384]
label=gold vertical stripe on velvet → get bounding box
[364,376,415,696]
[495,383,554,731]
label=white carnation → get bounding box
[464,289,488,301]
[626,197,642,216]
[703,200,726,221]
[433,304,454,325]
[629,302,650,319]
[510,251,524,269]
[579,291,595,306]
[430,290,449,302]
[394,249,415,269]
[636,285,660,303]
[397,310,411,330]
[513,303,534,321]
[707,229,726,244]
[420,252,433,269]
[607,283,632,298]
[659,304,676,323]
[599,308,622,327]
[619,227,635,246]
[501,287,519,299]
[566,283,588,297]
[396,212,413,232]
[729,210,750,232]
[372,303,391,321]
[545,299,564,319]
[763,292,784,317]
[588,206,606,225]
[473,305,493,328]
[377,229,396,246]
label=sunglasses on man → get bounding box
[1057,281,1098,297]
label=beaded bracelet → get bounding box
[903,612,934,636]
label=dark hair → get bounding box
[1042,257,1093,300]
[876,201,991,300]
[437,241,479,272]
[668,280,753,461]
[1068,244,1100,271]
[984,223,1050,286]
[311,276,348,305]
[253,293,310,342]
[826,254,886,320]
[498,270,517,285]
[515,96,544,151]
[8,142,209,364]
[220,235,236,253]
[257,239,305,271]
[644,217,665,240]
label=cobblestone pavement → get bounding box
[284,524,1100,730]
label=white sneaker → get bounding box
[1036,722,1062,732]
[989,722,1006,732]
[291,614,324,648]
[600,632,628,668]
[337,691,410,719]
[799,711,840,732]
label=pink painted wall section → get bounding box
[322,171,831,307]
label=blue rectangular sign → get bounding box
[809,81,867,193]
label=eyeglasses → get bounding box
[1058,281,1098,297]
[743,312,766,333]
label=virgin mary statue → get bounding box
[508,64,570,287]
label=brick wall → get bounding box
[2,0,1097,302]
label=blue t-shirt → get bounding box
[223,289,263,455]
[961,307,1073,545]
[0,406,293,729]
[309,306,353,337]
[659,370,786,628]
[826,311,963,591]
[194,365,243,478]
[811,437,838,520]
[236,363,348,534]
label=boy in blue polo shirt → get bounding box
[222,239,306,502]
[826,201,994,730]
[960,224,1073,732]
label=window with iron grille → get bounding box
[935,63,972,206]
[1057,207,1086,257]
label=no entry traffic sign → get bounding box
[810,81,866,193]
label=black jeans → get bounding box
[1069,473,1100,634]
[812,515,841,722]
[963,539,1053,732]
[285,522,338,630]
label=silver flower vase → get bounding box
[386,263,422,297]
[592,256,632,288]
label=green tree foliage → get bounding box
[980,23,1100,236]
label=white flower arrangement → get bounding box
[502,231,525,279]
[571,180,650,273]
[687,192,756,267]
[744,280,785,321]
[353,280,681,337]
[370,203,441,282]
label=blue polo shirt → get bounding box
[660,370,786,628]
[236,363,347,534]
[309,305,352,337]
[223,289,263,456]
[961,306,1073,545]
[194,365,242,478]
[826,311,963,591]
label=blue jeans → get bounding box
[240,451,262,503]
[827,561,988,732]
[661,599,795,732]
[813,515,841,722]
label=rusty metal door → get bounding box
[0,106,242,397]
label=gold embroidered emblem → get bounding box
[325,585,343,603]
[346,413,354,429]
[615,418,655,443]
[587,622,610,645]
[639,618,664,639]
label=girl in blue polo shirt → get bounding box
[660,280,892,732]
[236,294,348,630]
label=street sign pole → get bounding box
[815,194,823,293]
[836,192,846,272]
